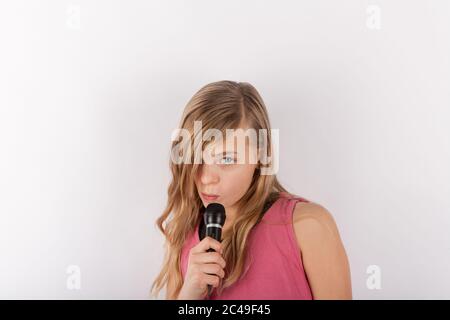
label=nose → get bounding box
[198,164,220,185]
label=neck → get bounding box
[222,204,238,235]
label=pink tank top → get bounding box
[180,193,313,300]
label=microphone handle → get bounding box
[206,226,222,242]
[205,226,223,299]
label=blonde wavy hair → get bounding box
[150,80,293,299]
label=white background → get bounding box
[1,0,449,299]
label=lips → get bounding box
[201,192,220,201]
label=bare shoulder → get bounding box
[292,201,352,299]
[292,201,340,240]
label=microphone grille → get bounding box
[204,203,226,225]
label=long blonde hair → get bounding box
[151,80,292,299]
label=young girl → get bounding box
[151,80,352,300]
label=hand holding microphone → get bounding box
[177,203,226,300]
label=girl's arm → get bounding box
[293,202,352,299]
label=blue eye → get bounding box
[220,156,234,164]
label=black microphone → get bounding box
[203,203,226,299]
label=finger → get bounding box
[191,236,223,254]
[194,252,226,268]
[203,274,221,288]
[199,264,225,278]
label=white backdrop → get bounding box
[1,0,449,299]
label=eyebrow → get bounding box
[213,151,238,156]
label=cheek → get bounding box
[222,166,256,202]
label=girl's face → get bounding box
[194,135,258,212]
